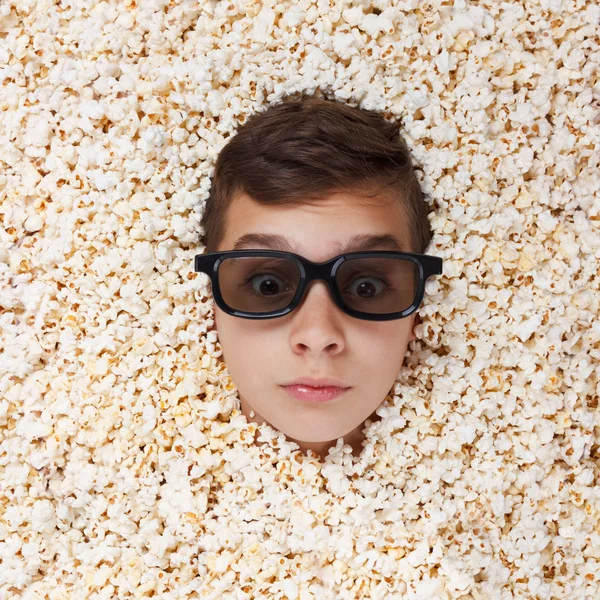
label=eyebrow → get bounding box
[231,232,406,254]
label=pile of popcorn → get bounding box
[1,0,599,598]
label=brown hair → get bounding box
[200,89,434,255]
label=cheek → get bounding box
[368,322,411,344]
[360,326,411,361]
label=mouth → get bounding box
[280,377,351,389]
[280,383,350,403]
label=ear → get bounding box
[409,313,421,342]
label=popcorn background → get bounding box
[1,0,599,598]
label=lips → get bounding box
[281,377,351,389]
[281,384,350,403]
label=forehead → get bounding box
[221,191,409,255]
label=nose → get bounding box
[287,280,346,350]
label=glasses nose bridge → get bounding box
[299,255,339,297]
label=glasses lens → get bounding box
[218,255,419,315]
[336,257,419,314]
[219,256,301,313]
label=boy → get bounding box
[195,91,442,460]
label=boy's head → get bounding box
[199,91,434,458]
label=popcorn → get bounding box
[23,114,53,148]
[0,0,598,598]
[31,499,57,535]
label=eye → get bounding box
[245,272,292,297]
[344,276,390,299]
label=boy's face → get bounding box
[213,190,419,457]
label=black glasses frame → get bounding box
[194,250,443,322]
